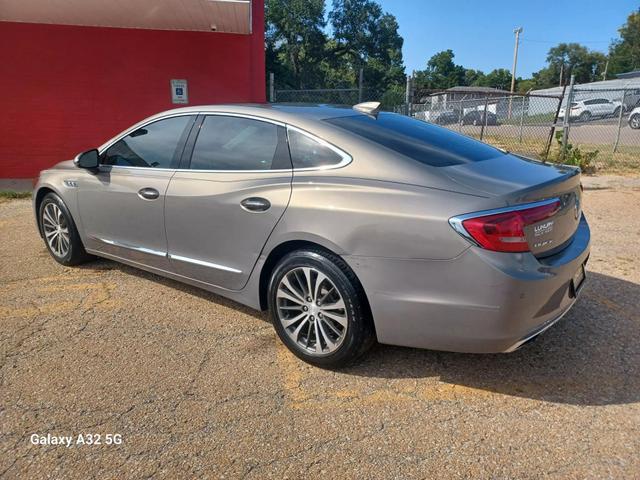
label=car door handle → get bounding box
[138,187,160,200]
[240,197,271,212]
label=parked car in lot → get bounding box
[461,110,498,126]
[559,98,623,122]
[414,109,460,125]
[34,102,590,368]
[432,110,461,125]
[628,106,640,129]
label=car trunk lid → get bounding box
[445,154,583,257]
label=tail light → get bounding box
[450,199,561,253]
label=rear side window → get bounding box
[189,116,290,170]
[287,129,347,169]
[102,116,192,168]
[326,113,504,167]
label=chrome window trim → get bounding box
[94,110,352,174]
[448,198,561,247]
[286,125,353,171]
[168,253,242,273]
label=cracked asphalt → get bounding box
[1,183,639,479]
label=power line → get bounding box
[521,38,611,44]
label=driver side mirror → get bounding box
[74,149,99,170]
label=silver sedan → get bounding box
[34,103,590,368]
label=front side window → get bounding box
[189,116,289,170]
[287,129,346,169]
[102,116,192,168]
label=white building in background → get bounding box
[529,73,640,115]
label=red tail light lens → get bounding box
[459,200,561,253]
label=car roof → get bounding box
[148,103,363,124]
[99,104,373,152]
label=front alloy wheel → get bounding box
[39,192,92,266]
[630,114,640,129]
[42,202,70,258]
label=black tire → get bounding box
[613,106,621,118]
[39,192,93,266]
[630,114,640,130]
[268,248,375,369]
[579,111,591,122]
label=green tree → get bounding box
[265,0,327,89]
[414,50,466,91]
[516,78,536,93]
[463,69,485,86]
[329,0,405,97]
[531,43,607,88]
[608,9,640,76]
[474,68,513,90]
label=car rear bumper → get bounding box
[344,215,591,353]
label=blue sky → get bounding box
[362,0,637,77]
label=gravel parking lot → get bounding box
[1,183,639,479]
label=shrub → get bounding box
[552,130,598,174]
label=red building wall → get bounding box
[0,1,265,178]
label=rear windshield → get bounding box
[325,113,504,167]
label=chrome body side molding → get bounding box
[168,254,242,274]
[92,237,242,273]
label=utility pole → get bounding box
[510,27,523,94]
[559,62,564,87]
[508,27,523,119]
[602,59,609,81]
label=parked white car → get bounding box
[559,98,623,122]
[628,106,640,129]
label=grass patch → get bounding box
[0,190,32,199]
[501,112,557,126]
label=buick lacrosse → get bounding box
[34,103,590,368]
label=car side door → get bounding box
[78,114,196,269]
[164,114,292,290]
[592,99,608,116]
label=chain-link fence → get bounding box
[409,92,562,159]
[273,88,362,105]
[270,72,640,173]
[405,86,640,173]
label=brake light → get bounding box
[456,200,561,253]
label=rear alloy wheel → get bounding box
[579,111,591,122]
[630,114,640,130]
[268,249,374,368]
[613,106,621,118]
[39,193,92,266]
